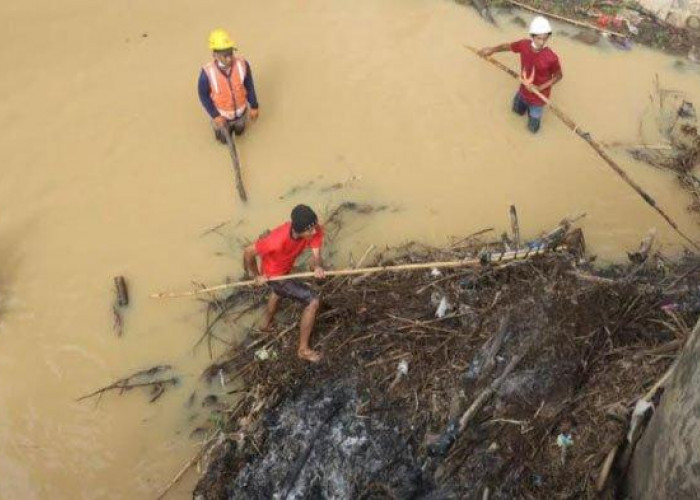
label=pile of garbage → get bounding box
[191,217,700,498]
[625,88,700,217]
[469,0,700,58]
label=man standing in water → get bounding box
[243,205,326,363]
[479,16,562,133]
[198,29,260,143]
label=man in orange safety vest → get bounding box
[198,29,260,143]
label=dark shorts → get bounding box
[268,280,317,305]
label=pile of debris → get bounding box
[463,0,700,58]
[625,87,700,217]
[189,216,700,499]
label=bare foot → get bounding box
[258,320,276,333]
[297,348,323,363]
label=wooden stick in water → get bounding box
[509,205,520,249]
[151,246,554,299]
[464,45,700,251]
[224,129,248,202]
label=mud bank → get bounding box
[190,221,700,499]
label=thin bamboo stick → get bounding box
[464,45,700,251]
[151,245,554,299]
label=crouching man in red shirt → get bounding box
[243,205,325,363]
[479,16,562,134]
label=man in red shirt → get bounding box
[243,205,326,362]
[479,16,563,133]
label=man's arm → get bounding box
[243,245,267,284]
[537,69,562,92]
[243,62,259,120]
[243,61,259,109]
[311,248,325,279]
[198,70,219,119]
[478,43,513,57]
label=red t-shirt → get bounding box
[510,39,561,106]
[254,222,324,277]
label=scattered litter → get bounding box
[606,34,634,51]
[397,359,409,376]
[464,358,482,381]
[556,433,574,448]
[556,433,574,465]
[531,474,544,488]
[254,347,277,361]
[194,215,693,498]
[435,296,451,318]
[661,303,679,313]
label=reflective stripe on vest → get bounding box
[203,58,248,120]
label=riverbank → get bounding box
[482,0,700,57]
[187,218,699,498]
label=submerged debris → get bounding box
[626,87,700,219]
[77,365,178,403]
[112,275,129,336]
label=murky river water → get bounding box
[1,0,699,498]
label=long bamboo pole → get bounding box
[464,45,700,251]
[151,245,554,299]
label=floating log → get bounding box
[114,276,129,307]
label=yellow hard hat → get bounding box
[208,29,236,51]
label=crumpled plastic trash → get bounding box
[556,433,574,465]
[388,359,410,391]
[430,268,442,277]
[661,302,679,313]
[464,358,482,380]
[254,347,278,361]
[397,359,409,376]
[435,296,451,318]
[556,433,574,448]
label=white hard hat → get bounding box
[529,16,552,35]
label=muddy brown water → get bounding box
[1,0,700,498]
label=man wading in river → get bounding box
[198,29,260,143]
[243,205,326,363]
[479,16,562,133]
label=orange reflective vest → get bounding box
[202,58,249,120]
